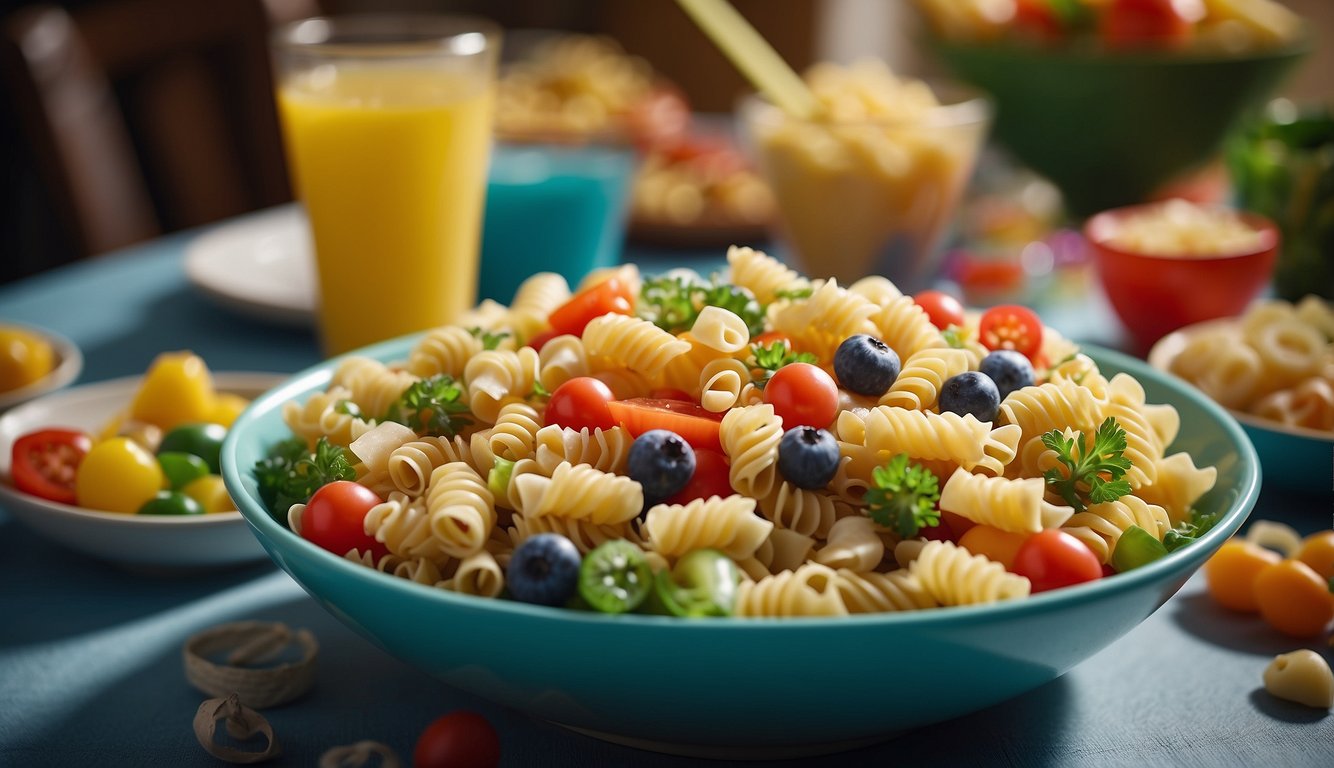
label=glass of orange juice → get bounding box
[272,16,501,355]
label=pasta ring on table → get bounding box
[183,620,318,709]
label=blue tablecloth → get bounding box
[1,211,1330,767]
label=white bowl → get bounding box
[0,323,83,411]
[0,372,285,571]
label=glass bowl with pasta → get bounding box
[221,248,1258,756]
[1149,296,1334,495]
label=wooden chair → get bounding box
[1,0,317,261]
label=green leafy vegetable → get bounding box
[253,436,356,523]
[467,326,510,350]
[383,374,472,437]
[864,453,941,538]
[1041,417,1133,512]
[638,275,765,336]
[773,286,813,301]
[1162,507,1223,553]
[748,341,817,389]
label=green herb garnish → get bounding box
[1041,417,1133,512]
[638,275,765,336]
[1162,507,1223,553]
[253,436,356,523]
[773,286,814,301]
[467,327,510,350]
[864,453,941,538]
[383,374,471,437]
[941,325,968,349]
[748,341,818,389]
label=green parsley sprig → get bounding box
[1162,507,1223,553]
[467,327,510,350]
[638,275,765,336]
[1041,417,1133,512]
[253,436,356,524]
[383,374,472,437]
[864,453,941,538]
[748,341,818,389]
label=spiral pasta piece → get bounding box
[690,306,751,354]
[938,468,1073,534]
[532,424,631,475]
[726,245,807,304]
[536,334,590,393]
[734,563,848,617]
[834,568,937,613]
[331,356,418,421]
[642,495,773,561]
[488,401,543,462]
[1061,494,1171,564]
[441,550,505,598]
[699,357,752,413]
[768,279,878,363]
[757,481,840,539]
[847,275,902,306]
[513,462,644,524]
[464,346,540,423]
[508,515,640,555]
[506,272,570,343]
[283,385,368,449]
[881,347,972,411]
[364,492,450,565]
[424,462,496,559]
[871,295,946,362]
[812,516,885,571]
[720,403,784,499]
[1137,452,1217,526]
[999,380,1103,446]
[910,540,1030,606]
[861,407,1013,475]
[408,327,484,379]
[386,435,475,497]
[582,314,692,379]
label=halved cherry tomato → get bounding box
[547,277,634,337]
[978,305,1044,360]
[546,377,617,432]
[301,480,386,558]
[10,428,92,504]
[1100,0,1201,50]
[665,449,733,504]
[606,398,724,453]
[413,709,501,768]
[764,362,839,430]
[649,387,695,403]
[913,290,966,331]
[525,329,558,352]
[1012,529,1102,593]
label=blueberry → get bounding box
[777,427,841,490]
[979,350,1035,401]
[627,429,696,503]
[507,533,581,606]
[833,334,901,397]
[939,371,1001,423]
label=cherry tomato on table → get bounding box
[546,377,617,432]
[913,290,966,331]
[547,277,634,337]
[1012,529,1102,593]
[10,428,91,504]
[300,480,386,558]
[606,398,724,453]
[978,305,1044,361]
[414,710,501,768]
[764,362,839,430]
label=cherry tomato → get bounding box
[605,398,724,453]
[10,428,91,504]
[546,377,617,432]
[919,522,955,543]
[1296,530,1334,582]
[1203,538,1281,613]
[525,329,558,352]
[959,524,1030,571]
[978,305,1044,360]
[751,331,793,349]
[622,86,691,153]
[301,480,385,558]
[913,290,966,330]
[1254,559,1334,638]
[940,509,977,539]
[649,387,695,403]
[665,449,733,505]
[1012,529,1103,593]
[548,278,634,337]
[764,362,839,430]
[1100,0,1201,50]
[413,710,501,768]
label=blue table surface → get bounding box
[1,209,1331,767]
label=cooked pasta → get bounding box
[641,495,773,561]
[464,347,541,424]
[812,516,885,571]
[507,272,570,343]
[938,468,1073,534]
[734,563,848,617]
[720,403,784,499]
[425,462,496,558]
[881,347,972,411]
[910,540,1031,606]
[1061,494,1171,564]
[726,245,807,305]
[512,462,643,524]
[408,326,483,379]
[532,424,631,475]
[834,568,937,613]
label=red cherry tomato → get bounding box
[10,428,92,504]
[919,522,955,543]
[1011,0,1065,42]
[649,387,695,403]
[940,509,977,539]
[605,398,724,453]
[301,480,386,558]
[525,329,558,352]
[547,278,634,337]
[977,305,1044,360]
[764,362,839,430]
[1012,529,1103,593]
[912,290,967,330]
[546,377,617,432]
[751,331,793,349]
[1100,0,1201,50]
[665,449,733,504]
[413,710,501,768]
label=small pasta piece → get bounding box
[881,347,973,411]
[1000,380,1103,446]
[513,462,644,524]
[464,347,541,424]
[721,404,784,499]
[282,385,369,448]
[1263,650,1334,709]
[847,275,902,306]
[331,356,418,421]
[871,294,946,362]
[407,326,483,379]
[834,568,938,613]
[757,481,840,539]
[734,563,848,617]
[364,492,450,565]
[488,401,543,462]
[582,314,692,379]
[425,462,496,558]
[533,424,631,475]
[1061,495,1171,564]
[753,528,817,575]
[699,357,752,413]
[1137,452,1217,526]
[938,468,1073,534]
[910,540,1031,606]
[689,306,751,354]
[506,272,570,342]
[726,245,807,305]
[536,334,589,394]
[441,550,505,598]
[508,514,640,555]
[641,495,773,561]
[386,435,475,497]
[767,279,878,363]
[812,516,885,571]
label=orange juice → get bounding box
[278,67,494,354]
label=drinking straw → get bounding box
[674,0,821,120]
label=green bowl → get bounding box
[933,40,1308,216]
[222,339,1258,758]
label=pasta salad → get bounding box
[254,247,1220,618]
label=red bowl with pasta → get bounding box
[1086,200,1279,353]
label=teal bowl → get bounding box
[222,339,1258,758]
[932,40,1307,217]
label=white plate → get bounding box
[184,205,316,327]
[0,372,286,571]
[0,322,83,412]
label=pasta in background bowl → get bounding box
[222,280,1259,756]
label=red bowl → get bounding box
[1086,203,1279,353]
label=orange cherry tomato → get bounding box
[547,277,634,337]
[1296,531,1334,582]
[605,398,724,453]
[959,524,1030,571]
[1253,558,1334,638]
[763,362,839,430]
[1203,539,1281,613]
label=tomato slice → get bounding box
[977,305,1044,360]
[649,387,695,403]
[10,428,92,504]
[606,398,724,453]
[548,277,635,337]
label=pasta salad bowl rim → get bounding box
[224,335,1259,629]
